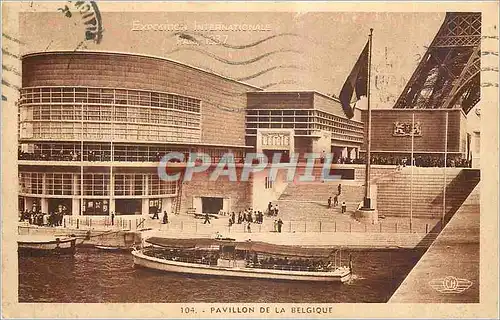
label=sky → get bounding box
[16,8,446,109]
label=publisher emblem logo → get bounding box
[429,276,473,294]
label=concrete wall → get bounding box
[252,168,289,211]
[247,92,313,109]
[361,109,464,154]
[22,52,259,146]
[180,167,252,214]
[313,93,348,118]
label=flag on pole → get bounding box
[339,41,370,119]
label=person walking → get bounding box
[153,208,160,219]
[274,204,279,216]
[162,211,168,224]
[334,194,339,207]
[246,222,251,233]
[341,201,347,214]
[203,213,211,224]
[273,220,278,232]
[267,202,272,215]
[337,183,342,195]
[111,212,115,226]
[327,196,332,209]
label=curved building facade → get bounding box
[19,51,259,216]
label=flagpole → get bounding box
[410,113,414,232]
[442,111,448,229]
[363,28,374,209]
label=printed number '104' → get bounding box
[181,307,196,313]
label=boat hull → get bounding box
[132,250,351,282]
[18,238,76,256]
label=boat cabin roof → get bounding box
[146,237,335,258]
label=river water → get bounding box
[19,248,424,303]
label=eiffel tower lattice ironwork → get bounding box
[393,12,481,114]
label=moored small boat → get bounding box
[132,237,352,282]
[95,245,131,252]
[18,235,77,256]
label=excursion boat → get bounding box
[18,235,77,256]
[132,237,352,282]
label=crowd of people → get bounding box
[19,147,472,168]
[353,155,472,168]
[216,205,284,233]
[252,256,330,272]
[19,208,66,227]
[219,209,266,228]
[18,149,108,161]
[144,248,330,272]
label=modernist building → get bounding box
[18,51,476,217]
[246,91,364,161]
[18,51,259,217]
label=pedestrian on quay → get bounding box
[277,218,283,233]
[246,222,251,233]
[327,196,332,209]
[203,213,211,224]
[162,211,168,224]
[152,208,159,220]
[231,212,235,224]
[111,212,115,226]
[338,183,342,195]
[237,212,242,224]
[273,220,278,232]
[334,194,339,207]
[341,201,347,214]
[267,202,272,215]
[274,204,279,216]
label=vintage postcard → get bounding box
[1,1,499,318]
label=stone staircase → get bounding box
[377,168,480,219]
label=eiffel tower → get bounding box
[393,12,481,114]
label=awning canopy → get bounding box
[146,237,336,258]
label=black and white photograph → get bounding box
[1,1,498,318]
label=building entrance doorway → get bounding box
[201,197,223,214]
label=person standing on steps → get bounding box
[341,201,347,214]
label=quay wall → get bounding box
[18,225,141,248]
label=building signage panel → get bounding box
[393,121,422,137]
[261,132,291,149]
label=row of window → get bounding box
[246,129,316,136]
[246,114,363,133]
[25,104,200,125]
[19,143,247,162]
[19,172,177,196]
[24,122,201,143]
[21,87,201,113]
[247,110,313,116]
